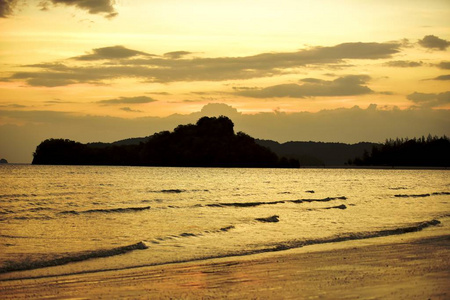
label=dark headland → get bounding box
[32,116,299,168]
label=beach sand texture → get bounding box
[1,233,448,299]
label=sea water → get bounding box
[0,165,449,280]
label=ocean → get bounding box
[0,165,449,280]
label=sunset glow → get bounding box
[0,0,449,162]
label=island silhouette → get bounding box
[32,116,300,168]
[32,116,449,168]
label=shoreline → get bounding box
[1,230,449,299]
[3,163,449,170]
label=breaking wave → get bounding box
[264,219,441,252]
[0,241,149,274]
[0,219,442,278]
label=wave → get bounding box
[59,206,151,215]
[322,204,347,210]
[0,215,53,222]
[0,193,35,199]
[205,196,347,208]
[291,196,347,203]
[394,192,450,198]
[0,219,442,279]
[159,189,186,193]
[265,219,441,252]
[255,215,279,223]
[149,225,236,244]
[150,189,210,194]
[206,200,286,208]
[395,193,431,198]
[433,192,450,195]
[0,241,148,274]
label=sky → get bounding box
[0,0,449,163]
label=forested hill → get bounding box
[92,135,379,166]
[349,136,449,167]
[32,116,299,168]
[256,140,379,166]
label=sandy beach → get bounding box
[1,230,449,300]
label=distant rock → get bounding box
[0,158,8,164]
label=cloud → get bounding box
[1,0,117,18]
[198,103,240,117]
[73,46,153,61]
[96,96,157,105]
[163,51,192,59]
[40,0,117,18]
[120,107,143,113]
[430,74,450,81]
[437,61,450,70]
[418,35,450,50]
[407,91,450,108]
[2,42,401,86]
[384,60,423,68]
[0,103,26,108]
[235,75,373,98]
[0,0,18,17]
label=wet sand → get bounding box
[1,233,449,299]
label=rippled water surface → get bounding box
[0,165,449,279]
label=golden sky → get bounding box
[0,0,449,162]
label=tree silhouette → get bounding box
[348,135,449,167]
[32,116,299,168]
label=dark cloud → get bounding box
[163,51,192,59]
[73,46,153,61]
[0,0,18,17]
[418,35,450,50]
[2,42,401,86]
[41,0,117,18]
[96,96,157,105]
[384,60,423,68]
[407,91,450,108]
[120,107,143,113]
[437,61,450,70]
[235,75,373,98]
[431,74,450,81]
[1,0,116,18]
